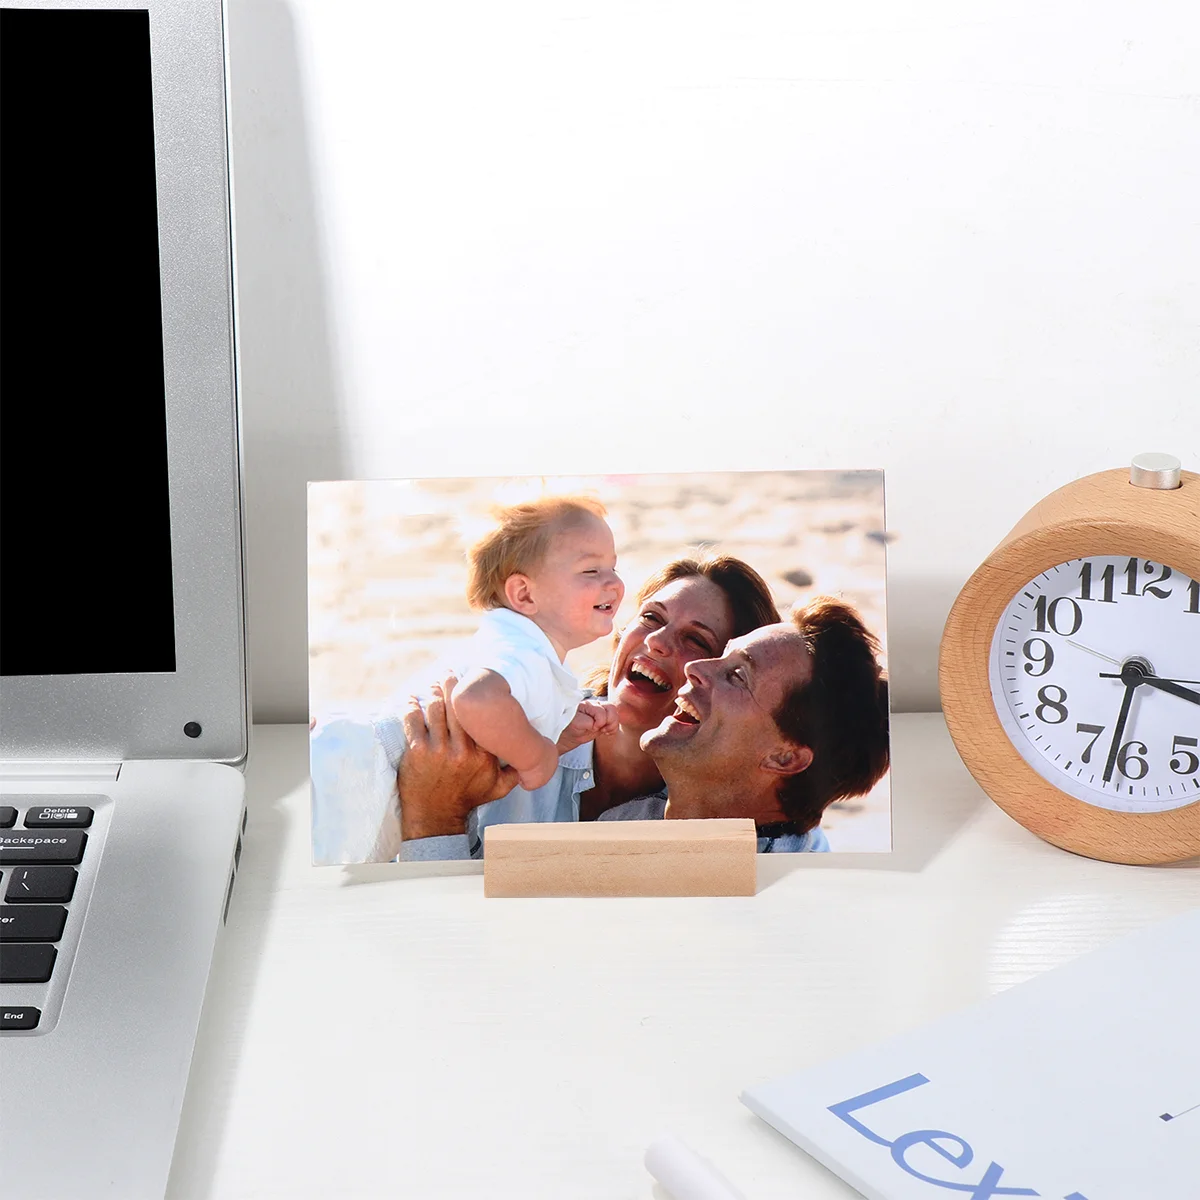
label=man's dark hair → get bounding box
[770,597,890,832]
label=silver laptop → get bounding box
[0,2,248,1195]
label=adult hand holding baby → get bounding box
[398,675,520,841]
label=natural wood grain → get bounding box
[482,819,758,896]
[940,468,1200,865]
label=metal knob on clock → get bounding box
[1130,452,1182,490]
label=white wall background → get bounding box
[228,0,1200,722]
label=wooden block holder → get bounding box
[483,819,758,897]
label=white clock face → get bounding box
[989,556,1200,813]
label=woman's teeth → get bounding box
[629,661,671,693]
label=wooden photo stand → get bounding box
[483,819,758,897]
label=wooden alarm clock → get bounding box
[940,453,1200,865]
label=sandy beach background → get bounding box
[308,470,891,851]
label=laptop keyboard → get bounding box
[0,801,93,1032]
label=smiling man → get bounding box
[598,598,891,852]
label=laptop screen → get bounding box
[0,7,177,676]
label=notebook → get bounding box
[0,3,248,1197]
[742,907,1200,1200]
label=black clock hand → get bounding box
[1098,673,1200,705]
[1102,684,1137,783]
[1137,677,1200,706]
[1102,670,1141,784]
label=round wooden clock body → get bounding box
[940,466,1200,864]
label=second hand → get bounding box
[1064,640,1121,667]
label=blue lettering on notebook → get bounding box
[828,1074,1089,1199]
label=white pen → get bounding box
[644,1134,748,1200]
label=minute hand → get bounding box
[1102,682,1137,784]
[1100,673,1200,705]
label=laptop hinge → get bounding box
[0,761,122,782]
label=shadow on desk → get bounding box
[757,713,986,889]
[167,725,299,1197]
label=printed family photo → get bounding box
[308,471,891,864]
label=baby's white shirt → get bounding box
[460,608,583,742]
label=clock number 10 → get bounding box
[1033,596,1082,635]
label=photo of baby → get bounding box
[451,495,624,793]
[309,471,891,865]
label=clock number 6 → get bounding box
[1117,741,1149,781]
[1172,736,1200,776]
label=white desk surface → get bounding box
[166,715,1200,1199]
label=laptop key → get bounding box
[0,808,15,829]
[2,1006,41,1030]
[23,805,94,829]
[0,906,68,943]
[5,867,78,904]
[0,943,56,983]
[0,830,86,865]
